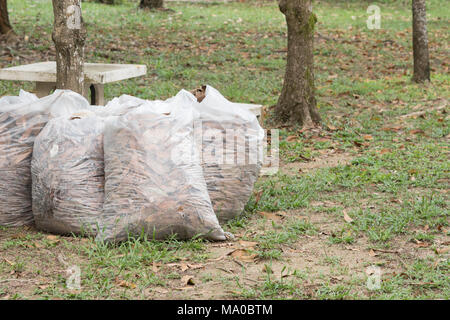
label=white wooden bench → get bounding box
[0,61,147,105]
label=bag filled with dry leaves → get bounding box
[96,90,226,242]
[31,111,105,236]
[0,90,90,226]
[190,85,264,223]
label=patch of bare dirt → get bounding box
[1,207,447,299]
[283,152,353,174]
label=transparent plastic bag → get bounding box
[98,95,147,117]
[0,90,38,106]
[192,86,264,223]
[109,87,265,224]
[97,90,225,242]
[0,90,90,226]
[31,111,105,235]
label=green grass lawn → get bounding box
[0,0,449,300]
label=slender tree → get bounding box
[52,0,86,95]
[412,0,430,83]
[275,0,321,127]
[139,0,163,10]
[0,0,14,36]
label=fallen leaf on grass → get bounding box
[435,247,450,255]
[187,264,204,270]
[181,275,195,286]
[343,210,354,223]
[46,235,60,244]
[327,124,338,131]
[413,239,431,248]
[330,275,344,282]
[390,198,403,204]
[181,264,189,272]
[254,190,263,206]
[286,135,298,142]
[312,136,331,143]
[238,240,258,249]
[167,263,189,272]
[258,211,286,222]
[166,263,203,272]
[382,126,403,132]
[368,249,378,257]
[26,241,43,249]
[115,278,136,289]
[409,129,425,135]
[363,134,373,141]
[228,249,257,263]
[353,140,370,148]
[11,233,26,239]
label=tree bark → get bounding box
[275,0,321,127]
[139,0,163,9]
[52,0,86,95]
[0,0,14,35]
[412,0,430,83]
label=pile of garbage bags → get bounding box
[0,86,264,242]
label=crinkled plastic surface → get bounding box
[31,112,105,235]
[98,95,147,117]
[0,90,38,106]
[97,90,225,242]
[192,86,264,223]
[0,90,90,226]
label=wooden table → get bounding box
[0,62,147,105]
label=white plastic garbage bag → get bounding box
[99,95,148,117]
[192,86,264,223]
[0,90,38,105]
[0,90,90,226]
[97,90,226,242]
[31,111,105,235]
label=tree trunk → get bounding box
[275,0,321,127]
[412,0,430,83]
[0,0,14,35]
[139,0,163,9]
[52,0,86,95]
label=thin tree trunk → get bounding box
[0,0,14,35]
[52,0,86,95]
[275,0,321,127]
[412,0,430,83]
[139,0,163,9]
